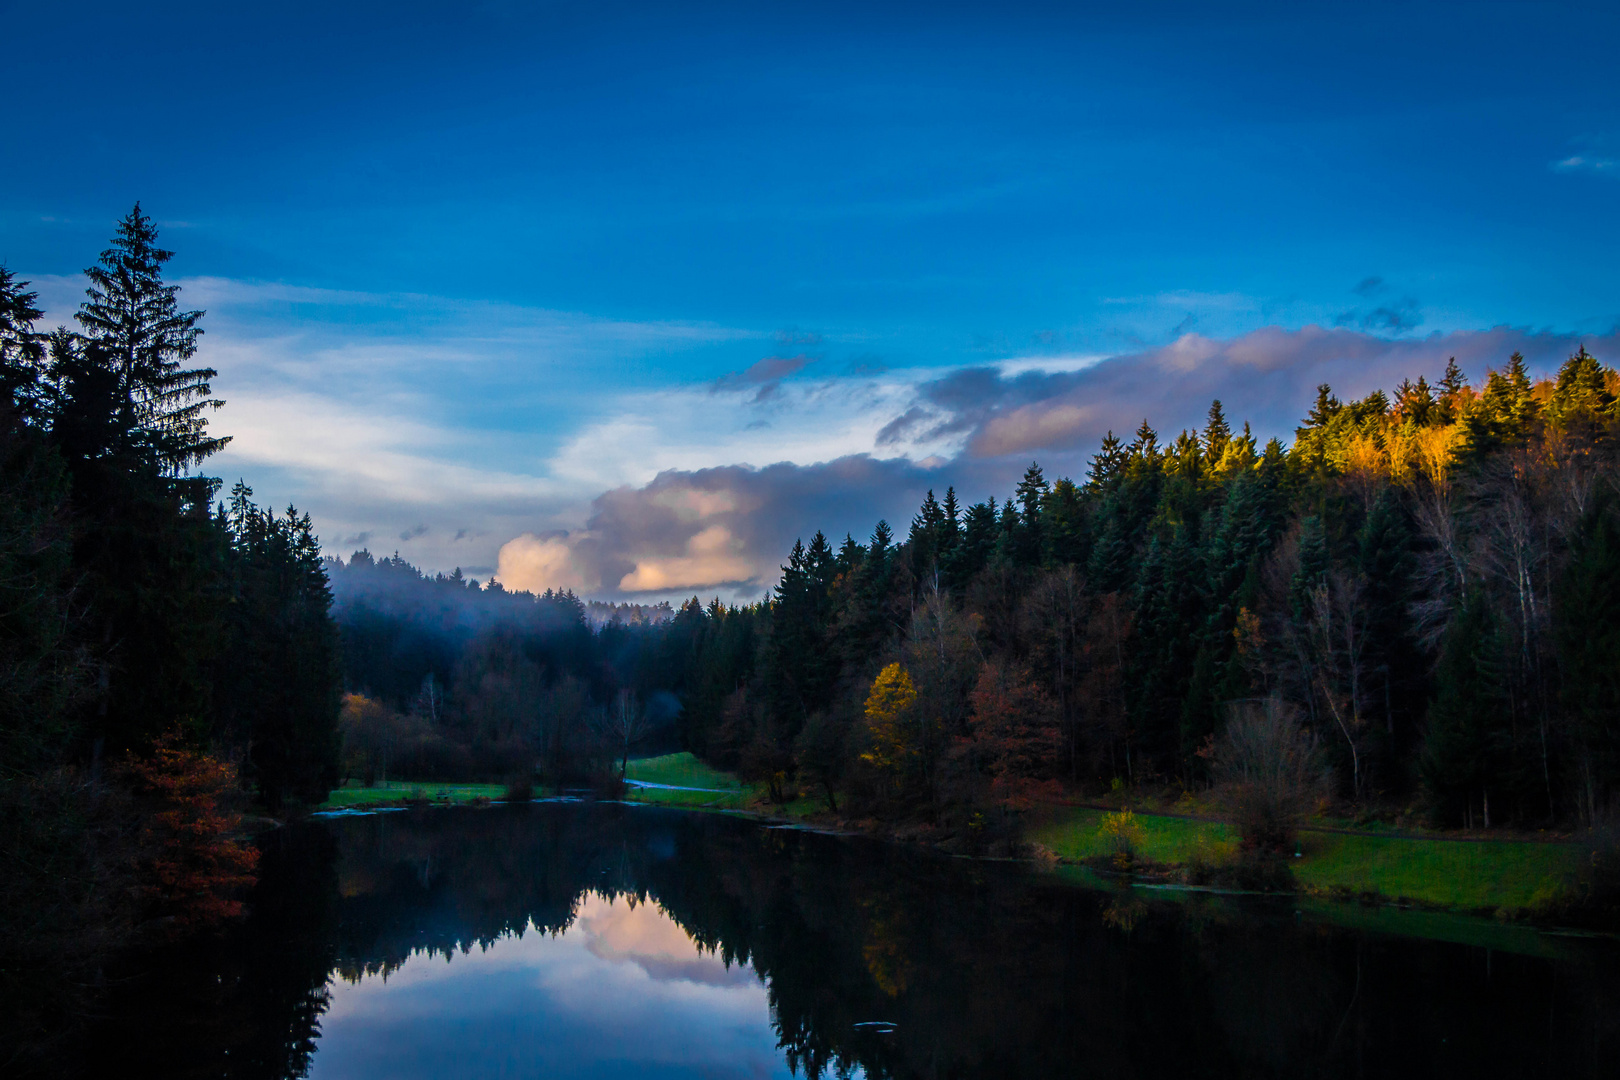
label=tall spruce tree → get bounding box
[54,211,229,754]
[1013,462,1049,567]
[75,204,226,487]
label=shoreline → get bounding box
[308,764,1613,932]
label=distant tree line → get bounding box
[658,350,1620,831]
[324,552,676,786]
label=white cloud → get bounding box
[995,353,1106,376]
[546,369,959,490]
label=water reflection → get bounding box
[82,802,1620,1079]
[313,895,790,1079]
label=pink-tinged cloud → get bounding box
[936,325,1620,460]
[499,455,939,599]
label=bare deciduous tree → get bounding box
[1214,697,1330,852]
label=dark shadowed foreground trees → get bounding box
[0,209,344,1072]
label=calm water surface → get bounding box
[88,803,1619,1078]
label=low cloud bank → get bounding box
[498,456,939,599]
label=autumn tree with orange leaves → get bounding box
[122,734,259,927]
[967,661,1062,809]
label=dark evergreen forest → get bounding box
[328,335,1620,844]
[0,208,345,1061]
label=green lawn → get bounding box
[319,755,764,812]
[1031,806,1581,912]
[620,753,831,816]
[1293,829,1577,911]
[623,753,751,809]
[624,752,746,791]
[1030,807,1239,866]
[321,779,511,808]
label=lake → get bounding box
[85,802,1618,1078]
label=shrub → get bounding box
[1100,808,1144,869]
[1213,697,1329,853]
[120,734,258,927]
[504,775,534,803]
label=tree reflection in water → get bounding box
[85,803,1620,1079]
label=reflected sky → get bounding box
[310,894,799,1079]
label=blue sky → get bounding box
[5,1,1619,598]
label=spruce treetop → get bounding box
[76,203,226,474]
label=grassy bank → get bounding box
[320,780,511,808]
[622,753,752,810]
[1030,806,1581,913]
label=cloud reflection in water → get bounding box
[311,894,797,1079]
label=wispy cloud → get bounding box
[1553,155,1617,175]
[709,353,816,401]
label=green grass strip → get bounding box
[1030,806,1581,913]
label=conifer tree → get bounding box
[1087,431,1127,491]
[74,205,226,487]
[1439,357,1466,398]
[1393,376,1436,425]
[1013,462,1048,566]
[947,498,1000,591]
[1548,346,1613,431]
[51,211,230,754]
[909,490,946,574]
[1304,384,1341,428]
[0,268,46,422]
[1042,477,1087,567]
[1129,419,1159,462]
[215,484,342,810]
[1202,400,1231,461]
[1438,357,1468,421]
[939,487,961,551]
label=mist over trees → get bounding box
[664,350,1620,832]
[325,551,678,785]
